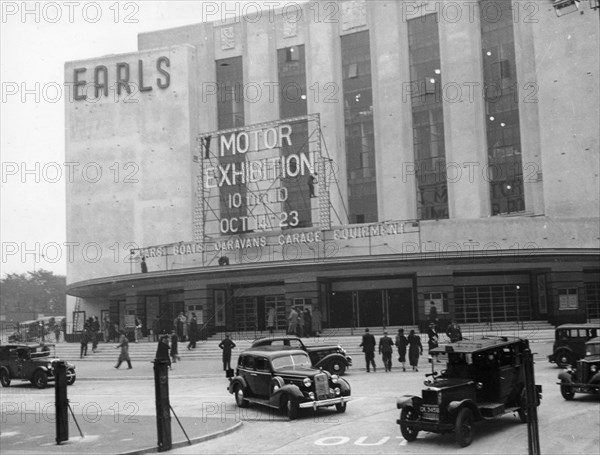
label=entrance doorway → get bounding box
[329,284,415,328]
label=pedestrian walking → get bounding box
[360,328,377,373]
[427,301,439,329]
[152,315,160,342]
[187,313,198,350]
[287,306,298,335]
[303,309,313,337]
[266,306,276,334]
[446,320,463,343]
[312,307,322,336]
[379,331,394,372]
[427,322,439,362]
[103,315,111,343]
[92,316,100,352]
[155,335,171,369]
[219,333,236,371]
[297,307,305,337]
[114,331,132,369]
[134,317,143,343]
[54,323,61,343]
[407,329,423,372]
[182,312,189,342]
[79,328,89,358]
[395,328,409,371]
[170,331,180,363]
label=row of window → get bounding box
[213,3,525,229]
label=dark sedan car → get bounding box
[228,346,351,420]
[0,343,76,389]
[251,336,352,375]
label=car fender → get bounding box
[228,376,248,395]
[270,383,303,406]
[590,372,600,385]
[336,377,351,395]
[558,371,573,383]
[396,395,422,409]
[314,353,350,369]
[447,399,480,420]
[0,365,10,377]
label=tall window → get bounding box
[408,13,448,220]
[216,57,246,233]
[480,0,525,215]
[278,45,311,227]
[341,31,377,224]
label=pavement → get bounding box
[0,359,241,454]
[0,413,241,455]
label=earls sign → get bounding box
[70,57,171,100]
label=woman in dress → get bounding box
[395,328,409,372]
[407,329,423,372]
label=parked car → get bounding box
[228,346,351,420]
[548,323,599,368]
[396,336,541,447]
[250,336,352,375]
[558,336,600,400]
[0,343,76,389]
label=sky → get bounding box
[0,0,307,277]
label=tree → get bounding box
[0,270,66,320]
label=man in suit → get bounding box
[360,328,377,372]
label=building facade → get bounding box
[64,1,600,337]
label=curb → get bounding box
[121,421,243,455]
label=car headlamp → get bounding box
[303,377,312,387]
[591,365,597,373]
[308,392,315,400]
[334,387,341,396]
[331,374,339,383]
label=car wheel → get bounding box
[0,369,11,387]
[555,350,574,368]
[399,406,420,442]
[335,402,347,413]
[328,359,346,376]
[455,408,474,447]
[283,395,299,420]
[234,384,249,408]
[66,369,76,386]
[560,380,575,400]
[32,370,48,389]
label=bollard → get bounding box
[153,359,172,452]
[55,360,68,444]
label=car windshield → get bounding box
[271,353,312,370]
[586,343,600,356]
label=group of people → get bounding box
[360,319,463,373]
[79,316,102,358]
[149,312,201,346]
[285,306,322,337]
[361,328,423,372]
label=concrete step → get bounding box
[54,321,557,362]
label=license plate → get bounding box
[420,405,439,421]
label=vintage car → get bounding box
[228,346,351,420]
[548,323,599,368]
[250,336,352,375]
[558,336,600,400]
[396,336,541,447]
[0,343,76,389]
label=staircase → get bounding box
[54,321,556,362]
